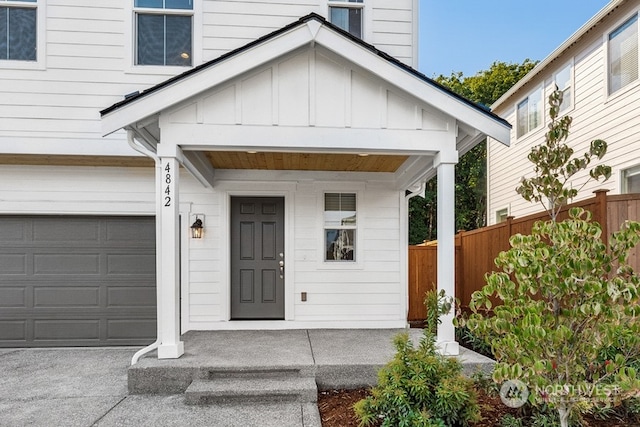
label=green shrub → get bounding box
[354,291,480,427]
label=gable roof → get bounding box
[101,13,510,140]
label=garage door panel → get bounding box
[0,288,26,307]
[108,286,156,307]
[0,216,157,347]
[0,320,26,341]
[34,287,100,307]
[0,219,27,242]
[106,219,156,244]
[34,253,101,275]
[33,219,100,242]
[107,253,155,275]
[108,319,156,339]
[34,319,100,341]
[0,253,27,274]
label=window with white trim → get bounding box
[496,208,508,224]
[623,165,640,193]
[134,0,193,66]
[0,0,37,61]
[554,62,572,113]
[324,193,356,262]
[516,86,543,138]
[328,0,363,38]
[608,14,638,95]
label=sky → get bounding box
[419,0,612,78]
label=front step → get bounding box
[185,376,318,405]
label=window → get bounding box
[608,14,638,94]
[328,0,363,38]
[0,0,37,61]
[324,193,356,261]
[134,0,192,66]
[623,166,640,193]
[496,208,508,224]
[516,86,543,138]
[554,63,572,113]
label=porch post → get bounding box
[157,156,184,359]
[435,150,459,356]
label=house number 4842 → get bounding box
[164,162,172,207]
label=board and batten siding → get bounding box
[0,0,416,158]
[487,2,640,225]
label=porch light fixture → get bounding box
[190,215,204,239]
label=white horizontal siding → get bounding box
[488,2,640,224]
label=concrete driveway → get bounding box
[0,348,316,427]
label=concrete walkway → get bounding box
[0,329,493,427]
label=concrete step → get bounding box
[184,376,318,405]
[202,367,306,380]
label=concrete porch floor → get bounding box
[129,328,495,394]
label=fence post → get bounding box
[593,189,609,247]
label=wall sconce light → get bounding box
[190,215,204,239]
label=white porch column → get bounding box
[157,156,184,359]
[435,150,459,356]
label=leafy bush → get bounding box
[354,290,480,427]
[465,89,640,427]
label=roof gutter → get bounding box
[492,0,625,110]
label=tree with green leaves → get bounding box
[465,89,640,427]
[409,59,537,243]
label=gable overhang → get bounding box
[101,14,511,190]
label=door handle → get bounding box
[279,260,284,278]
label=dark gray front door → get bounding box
[231,197,284,319]
[0,216,156,347]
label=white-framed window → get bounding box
[134,0,193,66]
[516,86,543,138]
[324,192,357,262]
[554,62,573,113]
[328,0,363,38]
[622,165,640,193]
[608,14,638,95]
[0,0,38,62]
[495,208,508,224]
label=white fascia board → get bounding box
[168,124,450,155]
[313,27,511,146]
[102,24,315,136]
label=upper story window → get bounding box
[134,0,192,66]
[516,86,543,138]
[608,14,638,95]
[328,0,363,38]
[324,193,356,262]
[0,0,37,61]
[554,62,572,113]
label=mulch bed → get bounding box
[318,388,636,427]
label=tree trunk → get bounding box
[558,404,571,427]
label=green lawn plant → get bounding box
[354,289,480,427]
[465,89,640,427]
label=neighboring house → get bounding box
[488,0,640,225]
[0,0,510,358]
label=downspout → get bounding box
[127,130,162,365]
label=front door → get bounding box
[230,197,285,319]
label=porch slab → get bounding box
[129,329,494,393]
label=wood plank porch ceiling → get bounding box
[205,151,408,172]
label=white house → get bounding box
[487,0,640,224]
[0,0,510,359]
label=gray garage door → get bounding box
[0,216,157,347]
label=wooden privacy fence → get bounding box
[407,190,640,321]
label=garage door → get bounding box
[0,216,156,347]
